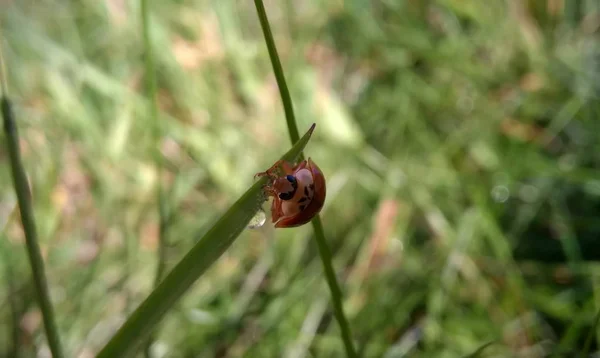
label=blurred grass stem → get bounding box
[0,47,65,357]
[582,309,600,356]
[140,0,169,355]
[252,1,357,357]
[0,37,7,96]
[1,235,23,358]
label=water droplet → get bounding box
[456,95,474,113]
[247,207,266,229]
[584,180,600,196]
[519,184,540,203]
[491,185,509,203]
[558,154,577,172]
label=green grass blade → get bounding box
[139,0,167,290]
[252,1,357,357]
[1,235,25,357]
[310,216,357,358]
[97,123,316,358]
[139,0,168,355]
[1,98,65,356]
[462,341,496,358]
[252,0,299,145]
[581,308,600,356]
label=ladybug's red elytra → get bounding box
[255,158,326,228]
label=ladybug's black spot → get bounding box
[298,197,308,203]
[309,184,315,191]
[287,175,298,190]
[279,191,294,201]
[278,175,297,201]
[299,204,306,211]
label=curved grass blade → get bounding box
[462,340,496,358]
[97,123,316,358]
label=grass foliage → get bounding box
[1,0,600,357]
[97,124,317,358]
[252,1,356,356]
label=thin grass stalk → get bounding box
[0,49,65,357]
[1,236,22,358]
[139,0,169,355]
[582,309,600,356]
[462,341,496,358]
[140,0,168,289]
[252,1,357,357]
[8,276,21,358]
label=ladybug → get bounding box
[255,157,326,228]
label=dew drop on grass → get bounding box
[247,207,266,229]
[491,185,509,203]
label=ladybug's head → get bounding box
[276,175,297,201]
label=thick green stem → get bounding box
[252,1,357,357]
[2,97,65,358]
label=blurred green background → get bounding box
[2,0,600,357]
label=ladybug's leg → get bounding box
[254,160,282,179]
[254,160,294,179]
[290,160,307,173]
[262,186,278,198]
[280,160,296,175]
[271,197,284,223]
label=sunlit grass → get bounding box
[1,0,599,356]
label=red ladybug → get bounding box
[255,158,326,228]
